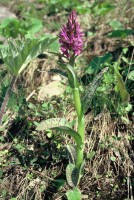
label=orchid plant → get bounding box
[37,11,85,192]
[59,10,85,178]
[34,12,85,200]
[0,10,109,200]
[36,12,108,199]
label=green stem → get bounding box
[68,56,85,169]
[72,87,85,168]
[73,88,85,142]
[73,88,82,119]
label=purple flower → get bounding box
[59,11,83,58]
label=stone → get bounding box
[0,6,16,22]
[38,81,65,101]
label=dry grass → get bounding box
[82,110,134,199]
[1,108,133,199]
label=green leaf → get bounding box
[79,160,85,179]
[67,145,76,164]
[109,20,124,30]
[36,118,83,146]
[53,179,65,190]
[51,126,83,147]
[66,164,79,187]
[15,144,25,152]
[86,53,112,74]
[82,67,108,113]
[47,131,53,138]
[76,3,91,14]
[87,151,96,160]
[0,17,43,38]
[65,65,78,88]
[114,67,130,103]
[0,18,20,38]
[0,36,57,75]
[108,29,133,38]
[36,118,70,131]
[110,156,116,162]
[125,103,132,112]
[0,169,3,178]
[66,188,82,200]
[122,56,129,64]
[128,70,134,80]
[26,18,43,34]
[94,2,115,16]
[18,36,57,74]
[123,48,128,55]
[49,68,67,78]
[66,160,85,188]
[0,18,18,29]
[30,157,38,165]
[121,116,130,124]
[47,39,60,53]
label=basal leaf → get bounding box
[51,126,83,147]
[66,188,82,200]
[36,118,69,131]
[36,118,83,146]
[66,164,79,187]
[67,144,76,164]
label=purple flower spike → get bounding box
[59,11,83,58]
